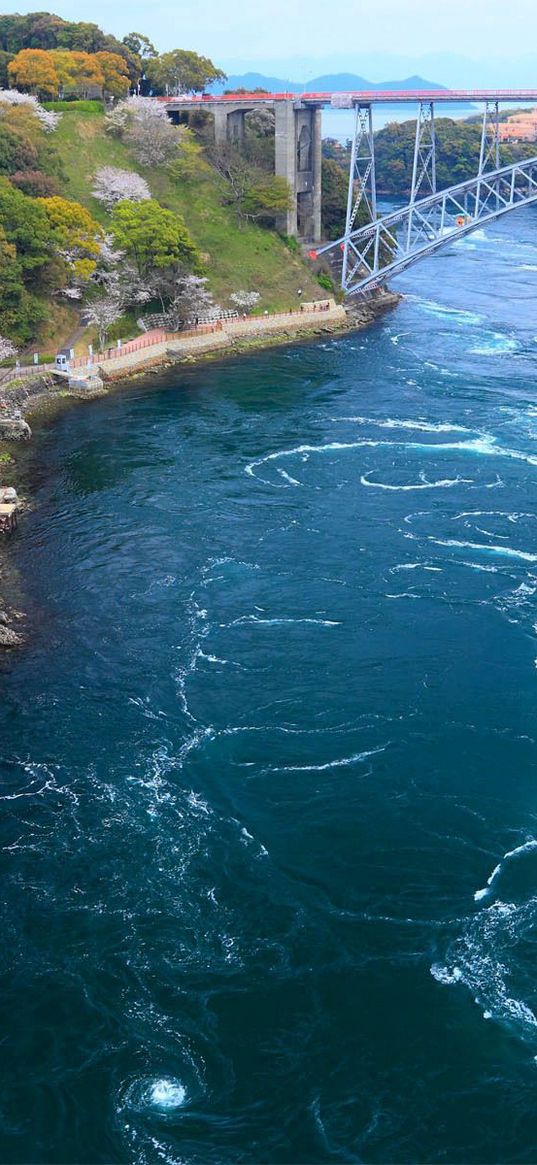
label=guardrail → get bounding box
[0,303,338,389]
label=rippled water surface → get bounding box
[3,212,537,1163]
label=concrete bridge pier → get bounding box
[274,102,322,241]
[214,105,246,145]
[211,99,323,242]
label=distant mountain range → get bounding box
[212,73,447,95]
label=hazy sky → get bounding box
[11,0,537,76]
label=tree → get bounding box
[92,234,151,306]
[212,147,291,225]
[0,88,60,131]
[56,21,104,53]
[83,293,122,349]
[100,37,140,86]
[111,199,200,278]
[169,274,216,326]
[22,13,67,51]
[0,194,52,341]
[8,49,59,99]
[105,97,180,166]
[123,32,156,61]
[0,124,38,175]
[50,50,104,98]
[125,105,179,166]
[145,50,225,95]
[230,290,260,313]
[39,195,103,281]
[167,128,207,182]
[0,334,17,360]
[10,169,59,197]
[92,166,151,208]
[321,157,350,239]
[0,177,54,279]
[0,51,13,88]
[95,51,130,99]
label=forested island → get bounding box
[323,115,537,205]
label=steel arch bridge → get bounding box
[311,98,537,294]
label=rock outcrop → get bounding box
[0,417,31,441]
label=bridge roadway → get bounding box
[163,89,537,108]
[161,89,537,279]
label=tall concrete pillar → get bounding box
[213,106,228,147]
[227,109,246,143]
[312,107,322,242]
[274,101,297,237]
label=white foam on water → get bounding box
[431,900,537,1040]
[459,560,499,574]
[431,964,463,985]
[277,468,302,486]
[360,472,472,491]
[229,614,340,627]
[246,431,537,490]
[339,416,472,434]
[469,334,519,357]
[392,563,442,572]
[474,839,537,902]
[245,439,387,482]
[276,745,386,772]
[452,510,535,523]
[385,592,420,599]
[429,537,537,563]
[150,1079,187,1109]
[407,434,537,468]
[122,1075,190,1117]
[412,297,484,326]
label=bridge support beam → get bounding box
[213,106,246,146]
[410,101,437,202]
[479,100,500,175]
[274,102,322,241]
[342,104,377,290]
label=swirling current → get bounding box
[3,210,537,1163]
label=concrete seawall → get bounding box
[94,301,350,379]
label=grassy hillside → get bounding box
[53,108,321,321]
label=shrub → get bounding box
[43,98,103,113]
[10,169,59,196]
[317,272,333,292]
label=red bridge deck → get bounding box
[161,90,537,106]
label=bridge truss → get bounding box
[314,100,537,294]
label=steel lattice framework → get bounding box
[315,100,537,294]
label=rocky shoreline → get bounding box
[0,290,400,650]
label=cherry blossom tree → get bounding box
[0,336,17,361]
[83,295,123,350]
[92,235,152,307]
[92,166,151,209]
[0,88,60,131]
[169,274,218,327]
[105,97,179,166]
[230,290,260,313]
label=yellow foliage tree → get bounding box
[38,196,103,280]
[51,50,104,99]
[8,49,59,99]
[95,52,130,99]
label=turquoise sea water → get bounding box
[3,212,537,1163]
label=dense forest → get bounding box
[324,116,537,201]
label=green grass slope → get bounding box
[54,109,322,314]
